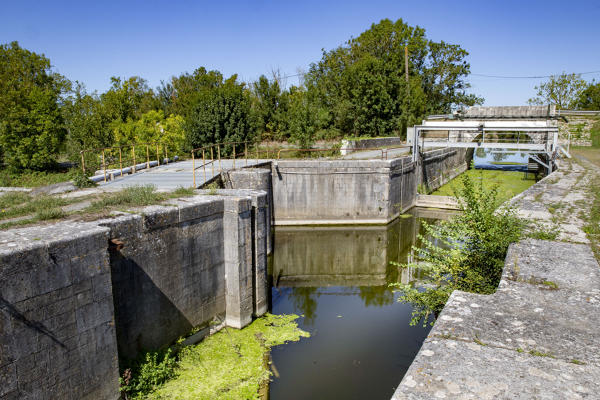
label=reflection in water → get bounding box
[267,213,442,400]
[474,148,529,171]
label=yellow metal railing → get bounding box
[80,142,171,182]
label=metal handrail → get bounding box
[80,142,170,182]
[276,148,341,159]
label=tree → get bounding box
[62,83,113,161]
[576,81,600,110]
[250,75,288,140]
[101,76,158,123]
[0,41,67,170]
[304,18,480,139]
[180,69,253,151]
[111,110,185,152]
[528,72,588,109]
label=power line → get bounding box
[470,70,600,79]
[258,69,600,83]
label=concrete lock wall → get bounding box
[0,191,269,400]
[420,148,468,192]
[269,159,418,225]
[224,148,466,225]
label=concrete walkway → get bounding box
[97,159,270,190]
[393,158,600,399]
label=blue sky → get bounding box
[1,0,599,105]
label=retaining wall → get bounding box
[420,148,469,192]
[225,148,466,225]
[0,191,268,400]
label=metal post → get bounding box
[119,148,123,176]
[81,152,86,174]
[192,151,196,188]
[165,145,168,164]
[146,145,150,169]
[102,149,107,182]
[156,144,160,166]
[132,145,136,173]
[233,143,236,169]
[202,149,206,182]
[211,147,215,177]
[217,144,221,173]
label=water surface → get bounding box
[267,215,436,400]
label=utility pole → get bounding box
[404,46,409,84]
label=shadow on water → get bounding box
[266,213,448,400]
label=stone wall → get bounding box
[0,223,119,400]
[420,148,468,192]
[0,191,269,399]
[558,115,598,146]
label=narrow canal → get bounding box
[266,213,442,400]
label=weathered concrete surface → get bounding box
[394,157,600,399]
[0,222,119,400]
[507,160,593,244]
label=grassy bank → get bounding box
[571,147,600,168]
[431,169,536,204]
[122,314,309,400]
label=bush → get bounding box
[392,172,522,326]
[120,348,178,399]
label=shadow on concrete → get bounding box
[109,249,193,361]
[0,295,66,348]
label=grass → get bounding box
[0,169,72,187]
[0,185,196,230]
[144,314,309,400]
[431,169,536,204]
[571,147,600,168]
[582,174,600,260]
[489,161,526,166]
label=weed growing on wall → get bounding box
[392,172,522,326]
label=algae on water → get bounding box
[147,313,309,400]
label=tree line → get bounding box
[1,18,485,171]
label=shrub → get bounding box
[392,172,522,326]
[120,348,178,399]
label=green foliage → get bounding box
[251,74,289,140]
[161,67,254,152]
[576,80,600,110]
[528,72,588,109]
[62,83,113,160]
[304,18,481,139]
[0,41,67,170]
[120,348,178,399]
[148,314,309,400]
[0,169,72,187]
[392,173,523,326]
[68,169,96,188]
[111,109,185,152]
